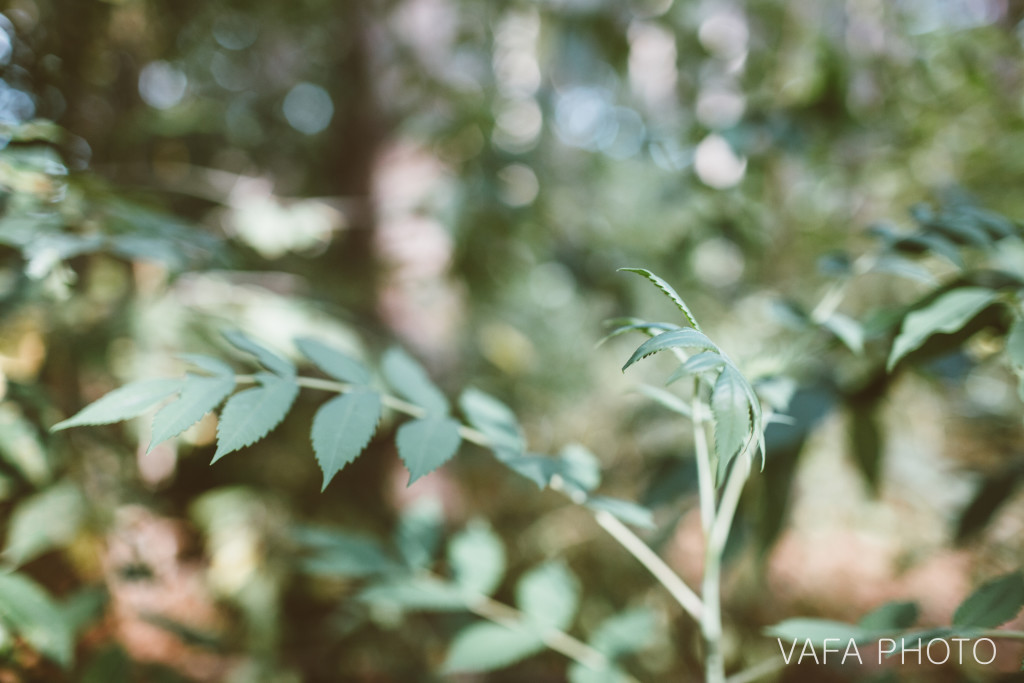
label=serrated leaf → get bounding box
[516,561,580,631]
[382,347,449,415]
[3,481,84,566]
[449,520,505,596]
[887,287,998,371]
[311,391,381,490]
[622,329,719,372]
[359,576,467,611]
[665,351,725,385]
[1007,318,1024,367]
[0,573,73,668]
[597,319,680,347]
[442,621,546,674]
[52,378,183,431]
[459,388,524,459]
[212,373,298,462]
[395,496,443,570]
[619,268,701,330]
[295,337,370,384]
[177,354,234,378]
[953,572,1024,631]
[859,601,919,632]
[585,496,655,529]
[712,365,752,479]
[223,330,295,377]
[148,373,235,453]
[822,313,864,355]
[396,416,462,484]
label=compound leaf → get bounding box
[311,391,381,490]
[213,373,298,462]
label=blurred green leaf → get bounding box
[459,388,524,459]
[449,520,505,597]
[887,287,998,371]
[822,313,864,355]
[382,347,449,415]
[765,618,869,647]
[442,622,545,674]
[295,526,398,577]
[0,572,73,668]
[858,601,918,632]
[395,496,443,570]
[516,560,580,631]
[223,330,295,377]
[396,416,462,484]
[359,576,466,611]
[148,373,235,453]
[619,268,701,330]
[296,337,370,384]
[586,496,654,529]
[3,481,84,566]
[953,572,1024,631]
[0,402,51,486]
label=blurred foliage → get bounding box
[1,0,1024,680]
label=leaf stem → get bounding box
[692,378,715,535]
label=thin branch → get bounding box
[593,510,703,622]
[691,378,715,535]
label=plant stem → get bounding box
[692,378,715,535]
[724,657,785,683]
[593,509,703,622]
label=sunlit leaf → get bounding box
[178,354,235,378]
[382,347,449,415]
[296,337,370,384]
[311,391,381,490]
[148,373,235,453]
[212,373,298,462]
[619,268,701,330]
[887,287,998,371]
[52,378,183,431]
[223,330,295,377]
[449,520,505,597]
[396,416,462,484]
[822,313,864,355]
[442,622,545,674]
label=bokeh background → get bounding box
[2,0,1024,680]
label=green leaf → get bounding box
[449,520,505,597]
[622,329,719,372]
[859,601,919,632]
[212,373,299,462]
[822,313,864,355]
[887,287,998,371]
[295,337,370,384]
[3,481,84,566]
[597,319,680,347]
[712,365,752,479]
[148,373,235,453]
[557,444,601,495]
[764,618,869,647]
[52,378,183,431]
[0,572,73,668]
[459,388,524,458]
[953,572,1024,631]
[0,402,51,486]
[359,576,467,611]
[223,330,295,377]
[516,561,580,631]
[568,662,631,683]
[442,622,546,674]
[293,526,398,577]
[1007,318,1024,367]
[395,496,443,570]
[311,391,381,490]
[585,496,655,529]
[396,416,462,484]
[177,354,235,378]
[589,607,657,658]
[870,254,938,285]
[382,347,449,415]
[619,268,701,330]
